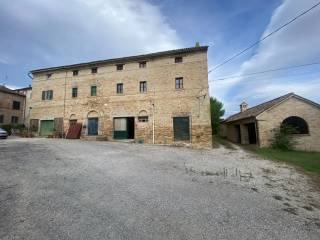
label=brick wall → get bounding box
[0,91,25,125]
[257,97,320,151]
[30,49,212,148]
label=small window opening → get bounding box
[175,56,183,63]
[116,64,124,71]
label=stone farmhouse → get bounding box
[0,85,31,126]
[221,93,320,151]
[29,46,212,148]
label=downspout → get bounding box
[152,87,155,144]
[26,72,33,129]
[63,71,67,138]
[152,103,155,144]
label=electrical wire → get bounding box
[208,2,320,73]
[210,62,320,82]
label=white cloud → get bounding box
[212,0,320,116]
[0,0,181,67]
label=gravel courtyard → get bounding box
[0,138,319,240]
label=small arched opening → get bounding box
[69,114,77,126]
[282,116,309,134]
[138,110,148,123]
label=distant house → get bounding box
[220,93,320,152]
[0,85,31,126]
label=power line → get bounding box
[208,1,320,73]
[210,62,320,81]
[210,71,320,85]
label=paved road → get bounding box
[0,138,319,240]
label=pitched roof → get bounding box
[0,85,25,96]
[30,46,208,74]
[223,92,320,123]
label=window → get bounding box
[11,116,18,124]
[91,67,98,74]
[117,83,123,94]
[175,56,183,63]
[12,101,20,110]
[42,90,53,100]
[139,81,147,93]
[282,116,309,134]
[0,115,3,124]
[91,86,97,96]
[138,116,148,122]
[175,77,183,89]
[73,70,79,76]
[72,87,78,98]
[116,64,124,71]
[46,73,52,79]
[139,61,147,68]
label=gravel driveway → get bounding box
[0,138,319,240]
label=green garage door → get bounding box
[40,120,54,136]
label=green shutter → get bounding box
[91,86,97,96]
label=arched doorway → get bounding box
[87,111,99,136]
[69,114,77,126]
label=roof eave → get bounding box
[30,46,208,74]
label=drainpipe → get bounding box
[152,103,155,144]
[63,71,67,138]
[27,72,33,129]
[152,87,155,144]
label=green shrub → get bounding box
[271,124,297,150]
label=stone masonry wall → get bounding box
[0,91,25,125]
[30,49,212,148]
[257,97,320,152]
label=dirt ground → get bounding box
[0,138,319,240]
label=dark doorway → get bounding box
[127,117,135,139]
[235,125,241,143]
[246,122,257,144]
[113,117,135,139]
[173,117,190,141]
[88,118,98,136]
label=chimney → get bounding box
[240,101,248,112]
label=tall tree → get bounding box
[210,97,225,134]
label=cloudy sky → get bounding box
[1,0,319,116]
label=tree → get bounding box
[210,97,225,134]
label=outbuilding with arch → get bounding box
[221,93,320,151]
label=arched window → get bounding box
[282,116,309,134]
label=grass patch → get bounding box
[212,135,236,150]
[248,147,320,174]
